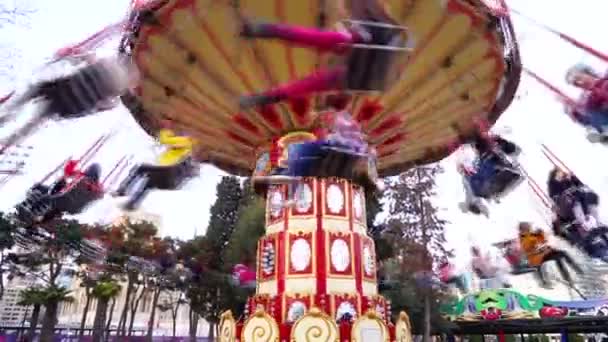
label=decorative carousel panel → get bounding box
[241,308,280,342]
[218,310,237,342]
[350,310,390,342]
[351,186,366,224]
[250,295,273,314]
[267,185,286,225]
[395,311,414,342]
[323,179,347,218]
[287,232,315,276]
[283,293,313,323]
[291,307,340,342]
[258,236,278,281]
[291,179,315,217]
[332,294,360,322]
[365,296,389,322]
[327,232,354,277]
[361,238,377,281]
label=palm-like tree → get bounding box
[91,280,121,342]
[39,286,73,342]
[17,287,46,342]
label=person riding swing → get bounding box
[113,121,198,210]
[238,0,411,108]
[17,159,103,225]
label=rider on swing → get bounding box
[470,246,511,289]
[459,128,521,214]
[238,0,409,108]
[49,159,102,194]
[518,222,583,288]
[564,64,608,142]
[263,110,372,208]
[113,121,196,210]
[547,167,601,244]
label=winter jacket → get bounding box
[157,129,194,166]
[547,175,583,202]
[519,230,550,267]
[583,77,608,112]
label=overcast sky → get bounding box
[0,0,606,264]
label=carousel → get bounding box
[117,0,520,340]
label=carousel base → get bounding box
[218,305,413,342]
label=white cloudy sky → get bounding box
[0,0,606,262]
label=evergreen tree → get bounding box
[384,165,452,264]
[205,176,243,270]
[381,165,453,339]
[225,197,266,267]
[182,176,245,339]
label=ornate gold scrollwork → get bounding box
[218,310,237,342]
[291,307,339,342]
[395,311,413,342]
[241,307,280,342]
[350,309,390,342]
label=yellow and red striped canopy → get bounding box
[125,0,518,176]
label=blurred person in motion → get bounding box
[470,246,511,289]
[518,222,583,288]
[548,167,600,244]
[459,126,522,215]
[0,54,137,153]
[564,64,608,142]
[238,0,409,108]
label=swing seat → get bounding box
[15,185,55,226]
[285,141,368,180]
[583,226,608,261]
[140,157,198,190]
[490,165,524,198]
[50,175,103,214]
[511,266,537,275]
[473,162,522,199]
[342,20,411,91]
[36,59,127,119]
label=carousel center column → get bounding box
[252,132,387,326]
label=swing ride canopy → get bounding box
[120,0,521,176]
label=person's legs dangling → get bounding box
[572,201,591,231]
[534,265,551,288]
[114,165,144,196]
[240,67,346,108]
[241,22,362,54]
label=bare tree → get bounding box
[0,0,34,81]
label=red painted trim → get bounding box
[354,233,363,295]
[277,231,285,295]
[315,179,327,295]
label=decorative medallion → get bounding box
[363,246,375,276]
[330,238,350,272]
[269,189,283,218]
[336,301,357,321]
[287,301,307,322]
[261,243,275,276]
[353,191,363,220]
[294,182,313,213]
[290,238,311,272]
[326,184,344,214]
